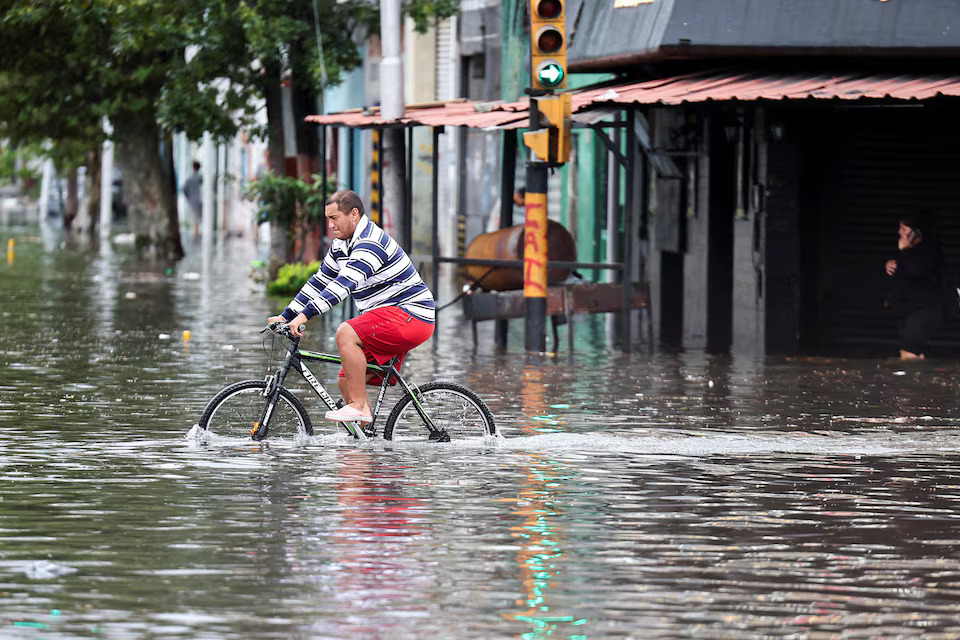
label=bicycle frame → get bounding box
[263,332,439,439]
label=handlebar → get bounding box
[262,322,302,339]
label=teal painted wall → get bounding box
[569,74,613,281]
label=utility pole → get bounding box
[380,0,406,246]
[523,0,570,352]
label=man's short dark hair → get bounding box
[327,189,364,217]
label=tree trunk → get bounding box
[264,73,288,278]
[114,110,183,261]
[64,168,78,232]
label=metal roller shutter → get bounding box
[817,107,960,354]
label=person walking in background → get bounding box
[885,211,945,359]
[182,161,202,238]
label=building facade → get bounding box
[567,0,960,355]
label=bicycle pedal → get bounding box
[362,426,377,438]
[428,429,450,443]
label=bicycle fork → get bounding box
[251,370,283,441]
[396,376,449,442]
[252,350,298,441]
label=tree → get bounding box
[0,0,459,261]
[0,0,196,257]
[0,2,108,232]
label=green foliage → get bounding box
[405,0,460,33]
[0,0,460,253]
[267,260,322,296]
[0,148,16,183]
[0,145,41,196]
[0,0,462,151]
[0,2,106,167]
[245,171,338,226]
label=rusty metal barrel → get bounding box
[464,220,577,291]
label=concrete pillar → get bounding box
[649,109,685,348]
[99,119,114,240]
[39,158,54,221]
[217,142,227,239]
[684,116,737,354]
[380,0,406,246]
[202,133,216,251]
[683,148,710,351]
[732,114,767,354]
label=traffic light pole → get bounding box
[523,0,567,353]
[524,161,549,353]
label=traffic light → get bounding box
[522,94,572,165]
[529,0,567,91]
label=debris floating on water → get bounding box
[22,560,77,580]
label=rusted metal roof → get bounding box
[574,69,960,105]
[305,98,530,130]
[306,69,960,129]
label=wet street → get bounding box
[4,220,960,639]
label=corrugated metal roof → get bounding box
[306,69,960,129]
[304,99,530,130]
[574,69,960,105]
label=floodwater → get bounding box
[4,220,960,639]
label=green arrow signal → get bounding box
[537,62,565,87]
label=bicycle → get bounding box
[197,323,497,443]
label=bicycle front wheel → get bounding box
[383,381,496,442]
[198,380,313,441]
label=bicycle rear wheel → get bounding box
[383,381,496,442]
[198,380,313,441]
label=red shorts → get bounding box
[339,306,435,385]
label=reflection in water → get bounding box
[508,455,585,639]
[4,219,960,637]
[325,452,434,634]
[508,363,581,637]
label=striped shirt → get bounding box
[280,215,435,323]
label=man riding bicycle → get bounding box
[268,189,435,424]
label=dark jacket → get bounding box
[890,241,943,313]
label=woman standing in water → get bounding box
[885,212,945,359]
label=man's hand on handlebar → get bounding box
[266,313,308,338]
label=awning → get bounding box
[573,68,960,105]
[305,69,960,130]
[305,98,530,130]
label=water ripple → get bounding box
[4,226,960,637]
